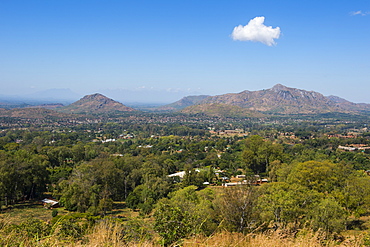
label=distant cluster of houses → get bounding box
[102,138,116,143]
[95,133,134,143]
[119,133,134,139]
[137,145,153,148]
[209,129,246,137]
[223,175,268,187]
[338,144,370,151]
[168,169,269,187]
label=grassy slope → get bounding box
[0,200,368,246]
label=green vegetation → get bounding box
[1,112,370,246]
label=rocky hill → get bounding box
[59,93,135,114]
[326,95,370,112]
[194,84,370,114]
[157,95,210,111]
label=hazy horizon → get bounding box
[1,1,369,104]
[2,83,370,107]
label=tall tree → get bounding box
[242,135,283,174]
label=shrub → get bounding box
[52,209,59,217]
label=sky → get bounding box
[0,0,369,103]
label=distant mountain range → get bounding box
[25,88,82,103]
[172,84,370,115]
[1,84,370,117]
[0,88,81,106]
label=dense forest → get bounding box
[1,112,370,246]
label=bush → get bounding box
[5,218,50,239]
[52,209,58,217]
[55,218,87,240]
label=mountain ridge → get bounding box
[2,85,370,116]
[183,84,370,115]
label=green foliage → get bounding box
[126,176,172,214]
[182,167,205,187]
[0,149,49,205]
[215,184,259,233]
[154,200,195,245]
[363,233,370,246]
[12,218,50,238]
[58,158,124,214]
[2,113,370,244]
[263,160,370,233]
[242,135,283,174]
[154,186,217,245]
[55,218,87,241]
[257,182,321,228]
[52,209,59,217]
[286,161,351,193]
[331,172,370,217]
[308,198,347,233]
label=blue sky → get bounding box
[0,0,369,103]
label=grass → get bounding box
[0,201,368,247]
[108,201,140,218]
[0,200,61,224]
[0,200,138,225]
[31,226,367,247]
[182,230,365,247]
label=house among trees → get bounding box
[41,198,59,209]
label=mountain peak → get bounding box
[200,85,348,114]
[90,93,103,97]
[59,93,135,114]
[82,93,107,99]
[271,84,289,92]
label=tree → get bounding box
[154,199,195,246]
[309,198,347,234]
[154,186,217,245]
[241,135,283,174]
[126,176,172,215]
[286,161,351,193]
[182,166,204,187]
[0,149,49,205]
[58,158,123,215]
[215,184,259,232]
[332,172,370,217]
[256,182,321,229]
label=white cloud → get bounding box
[350,10,369,16]
[231,16,281,46]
